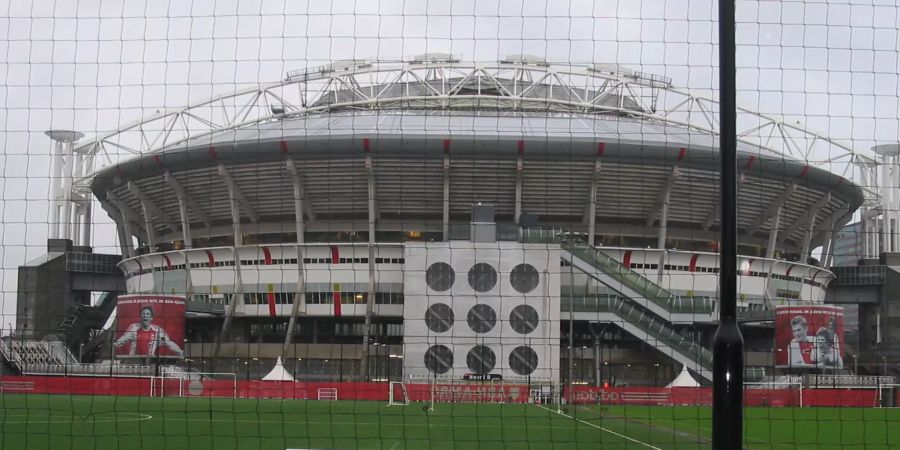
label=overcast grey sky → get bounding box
[1,0,899,328]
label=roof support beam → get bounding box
[702,174,746,231]
[781,193,832,243]
[443,155,450,241]
[514,157,523,223]
[765,207,782,259]
[285,159,307,243]
[745,182,797,237]
[218,165,245,246]
[365,155,377,241]
[585,159,602,246]
[126,181,180,234]
[646,167,680,228]
[218,164,260,225]
[164,171,212,230]
[105,191,147,249]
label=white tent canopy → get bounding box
[261,356,295,382]
[666,365,700,388]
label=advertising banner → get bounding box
[774,305,844,369]
[113,295,186,359]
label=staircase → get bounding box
[524,228,714,381]
[58,292,118,358]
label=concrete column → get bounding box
[766,207,782,259]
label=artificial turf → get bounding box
[2,394,900,449]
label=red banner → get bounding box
[774,305,844,369]
[113,295,185,359]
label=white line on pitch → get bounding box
[535,404,663,450]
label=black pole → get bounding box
[713,0,744,449]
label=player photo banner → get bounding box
[114,295,186,359]
[775,305,844,369]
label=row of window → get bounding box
[128,257,406,277]
[631,264,824,289]
[306,292,405,305]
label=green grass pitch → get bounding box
[2,394,900,449]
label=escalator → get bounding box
[523,229,714,380]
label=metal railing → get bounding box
[561,296,713,369]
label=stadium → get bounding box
[3,56,899,448]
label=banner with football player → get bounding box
[774,305,844,369]
[114,295,186,359]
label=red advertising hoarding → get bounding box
[775,305,844,369]
[114,295,186,359]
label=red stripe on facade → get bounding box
[799,165,810,178]
[744,156,756,170]
[443,139,451,154]
[623,251,632,269]
[153,155,163,167]
[280,140,289,154]
[267,292,277,317]
[262,247,272,265]
[597,142,606,156]
[786,265,794,277]
[332,284,342,317]
[676,147,687,161]
[517,140,525,155]
[162,254,173,270]
[362,138,371,153]
[205,250,215,267]
[330,246,340,264]
[208,146,218,160]
[689,254,699,273]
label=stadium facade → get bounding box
[9,56,892,386]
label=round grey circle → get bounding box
[467,263,498,292]
[425,303,455,333]
[188,380,204,396]
[424,345,454,374]
[509,304,540,334]
[509,346,539,376]
[510,263,540,293]
[466,345,496,375]
[467,304,497,333]
[426,262,455,292]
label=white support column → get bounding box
[882,160,891,254]
[647,167,678,248]
[893,155,900,252]
[443,155,450,240]
[746,183,796,237]
[81,200,92,247]
[60,144,74,240]
[766,207,781,259]
[48,141,63,239]
[285,159,306,243]
[219,165,245,246]
[362,154,377,380]
[114,213,134,258]
[177,197,192,249]
[165,171,212,233]
[515,157,523,223]
[587,160,601,246]
[800,213,816,258]
[138,198,157,252]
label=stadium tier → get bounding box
[11,59,874,387]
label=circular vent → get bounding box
[509,304,539,334]
[509,346,539,376]
[510,263,540,293]
[426,262,455,292]
[425,303,454,333]
[466,345,496,375]
[424,345,454,374]
[468,263,498,292]
[467,304,497,333]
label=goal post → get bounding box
[387,381,409,406]
[317,387,338,401]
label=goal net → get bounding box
[387,382,409,406]
[317,388,338,401]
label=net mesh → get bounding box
[1,1,899,448]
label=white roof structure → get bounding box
[666,365,700,388]
[261,357,295,382]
